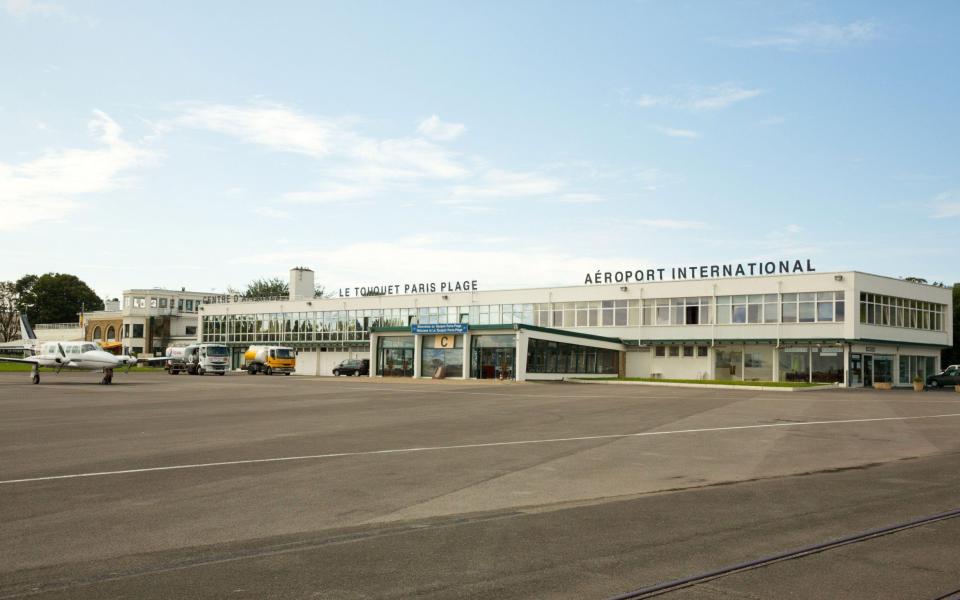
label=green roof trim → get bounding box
[854,338,950,349]
[517,323,624,344]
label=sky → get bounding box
[1,0,958,300]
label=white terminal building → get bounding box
[198,266,952,388]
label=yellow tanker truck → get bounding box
[243,345,296,375]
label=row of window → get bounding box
[859,293,946,331]
[526,338,619,375]
[127,297,200,312]
[199,288,942,344]
[654,345,710,358]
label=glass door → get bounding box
[494,348,515,380]
[863,355,873,387]
[473,347,515,379]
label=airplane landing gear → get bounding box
[101,368,114,385]
[31,365,40,385]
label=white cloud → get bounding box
[179,104,337,158]
[635,219,708,230]
[417,115,466,141]
[687,84,765,110]
[0,111,154,230]
[179,103,467,181]
[931,191,960,218]
[722,21,880,50]
[655,126,699,139]
[557,193,604,204]
[253,206,291,220]
[4,0,66,18]
[226,238,649,292]
[446,169,563,202]
[631,83,765,112]
[279,183,381,204]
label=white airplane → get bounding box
[0,316,172,385]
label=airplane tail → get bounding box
[19,314,37,341]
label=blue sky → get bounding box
[1,0,957,299]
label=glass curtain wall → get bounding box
[743,348,773,381]
[526,338,619,375]
[898,355,937,385]
[778,348,811,382]
[811,348,844,383]
[420,335,463,378]
[714,349,743,381]
[377,336,415,377]
[471,335,516,379]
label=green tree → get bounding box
[242,277,289,299]
[14,273,104,325]
[944,283,960,367]
[903,276,928,284]
[0,281,20,341]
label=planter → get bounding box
[913,382,924,392]
[872,382,892,390]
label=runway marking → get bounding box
[3,412,959,485]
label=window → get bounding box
[817,292,834,321]
[682,346,694,357]
[859,292,946,331]
[123,324,130,337]
[747,295,762,323]
[697,345,708,357]
[781,293,797,322]
[133,297,145,308]
[655,345,665,357]
[669,345,680,357]
[159,298,167,308]
[132,346,143,355]
[178,299,184,311]
[185,300,194,311]
[132,324,144,338]
[93,326,102,339]
[185,326,197,335]
[798,293,816,322]
[732,296,747,324]
[717,296,731,324]
[764,294,778,323]
[106,326,115,340]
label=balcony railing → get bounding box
[34,323,82,329]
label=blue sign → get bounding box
[411,323,468,334]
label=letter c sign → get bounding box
[437,335,452,349]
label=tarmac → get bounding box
[1,372,958,599]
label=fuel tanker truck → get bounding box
[243,345,296,375]
[167,344,229,375]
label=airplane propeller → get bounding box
[55,343,67,373]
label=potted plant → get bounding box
[912,375,924,392]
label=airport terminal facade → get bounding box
[199,268,952,387]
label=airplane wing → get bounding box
[0,356,40,365]
[137,356,176,364]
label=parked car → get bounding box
[333,359,369,376]
[926,365,960,388]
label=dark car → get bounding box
[926,365,960,389]
[333,359,369,376]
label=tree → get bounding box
[15,273,104,324]
[0,281,20,342]
[903,276,928,284]
[242,277,289,299]
[943,283,960,367]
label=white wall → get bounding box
[626,349,711,379]
[294,350,363,376]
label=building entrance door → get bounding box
[863,355,873,387]
[474,347,515,379]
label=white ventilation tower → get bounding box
[289,267,315,301]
